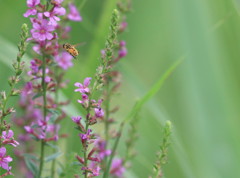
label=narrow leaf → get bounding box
[124,57,184,123]
[45,152,63,162]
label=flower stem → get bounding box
[103,82,111,167]
[38,55,47,178]
[83,122,89,178]
[103,122,124,178]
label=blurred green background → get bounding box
[1,0,240,177]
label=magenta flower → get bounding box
[82,163,101,177]
[44,7,66,25]
[80,129,92,141]
[94,108,104,118]
[77,94,89,107]
[71,116,82,124]
[74,77,92,94]
[1,130,19,147]
[24,126,34,134]
[118,41,127,58]
[23,0,40,17]
[95,139,111,160]
[0,147,13,170]
[67,3,82,21]
[55,52,73,70]
[110,158,125,177]
[29,59,39,74]
[119,21,128,32]
[31,19,55,41]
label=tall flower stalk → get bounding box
[150,121,172,178]
[0,23,28,176]
[20,0,81,177]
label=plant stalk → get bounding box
[38,55,47,178]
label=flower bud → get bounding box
[11,89,21,96]
[1,91,6,101]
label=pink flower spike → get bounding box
[0,147,13,170]
[67,3,82,21]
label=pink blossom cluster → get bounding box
[72,78,105,177]
[22,0,82,141]
[23,0,82,70]
[0,129,19,175]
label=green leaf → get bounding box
[32,93,43,100]
[46,142,60,151]
[24,154,38,176]
[23,153,39,161]
[124,57,185,123]
[45,152,63,162]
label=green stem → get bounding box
[51,159,56,178]
[38,55,47,178]
[0,66,21,146]
[103,82,111,168]
[103,122,124,178]
[50,67,59,178]
[83,122,89,178]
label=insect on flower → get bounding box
[63,42,85,59]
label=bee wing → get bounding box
[73,42,86,48]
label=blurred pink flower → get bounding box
[67,3,82,21]
[55,52,73,70]
[23,0,40,17]
[0,147,12,170]
[110,158,125,177]
[1,130,19,147]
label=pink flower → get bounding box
[118,41,127,58]
[119,21,128,32]
[0,147,13,170]
[110,158,125,177]
[23,0,40,17]
[80,129,92,142]
[77,94,89,106]
[55,52,73,70]
[71,116,82,124]
[95,139,111,160]
[82,163,101,177]
[74,77,92,94]
[94,108,104,118]
[67,3,82,21]
[1,130,19,147]
[31,19,55,41]
[44,7,66,25]
[24,126,34,134]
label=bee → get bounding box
[63,43,85,59]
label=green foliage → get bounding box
[151,121,172,178]
[24,154,39,176]
[124,57,184,123]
